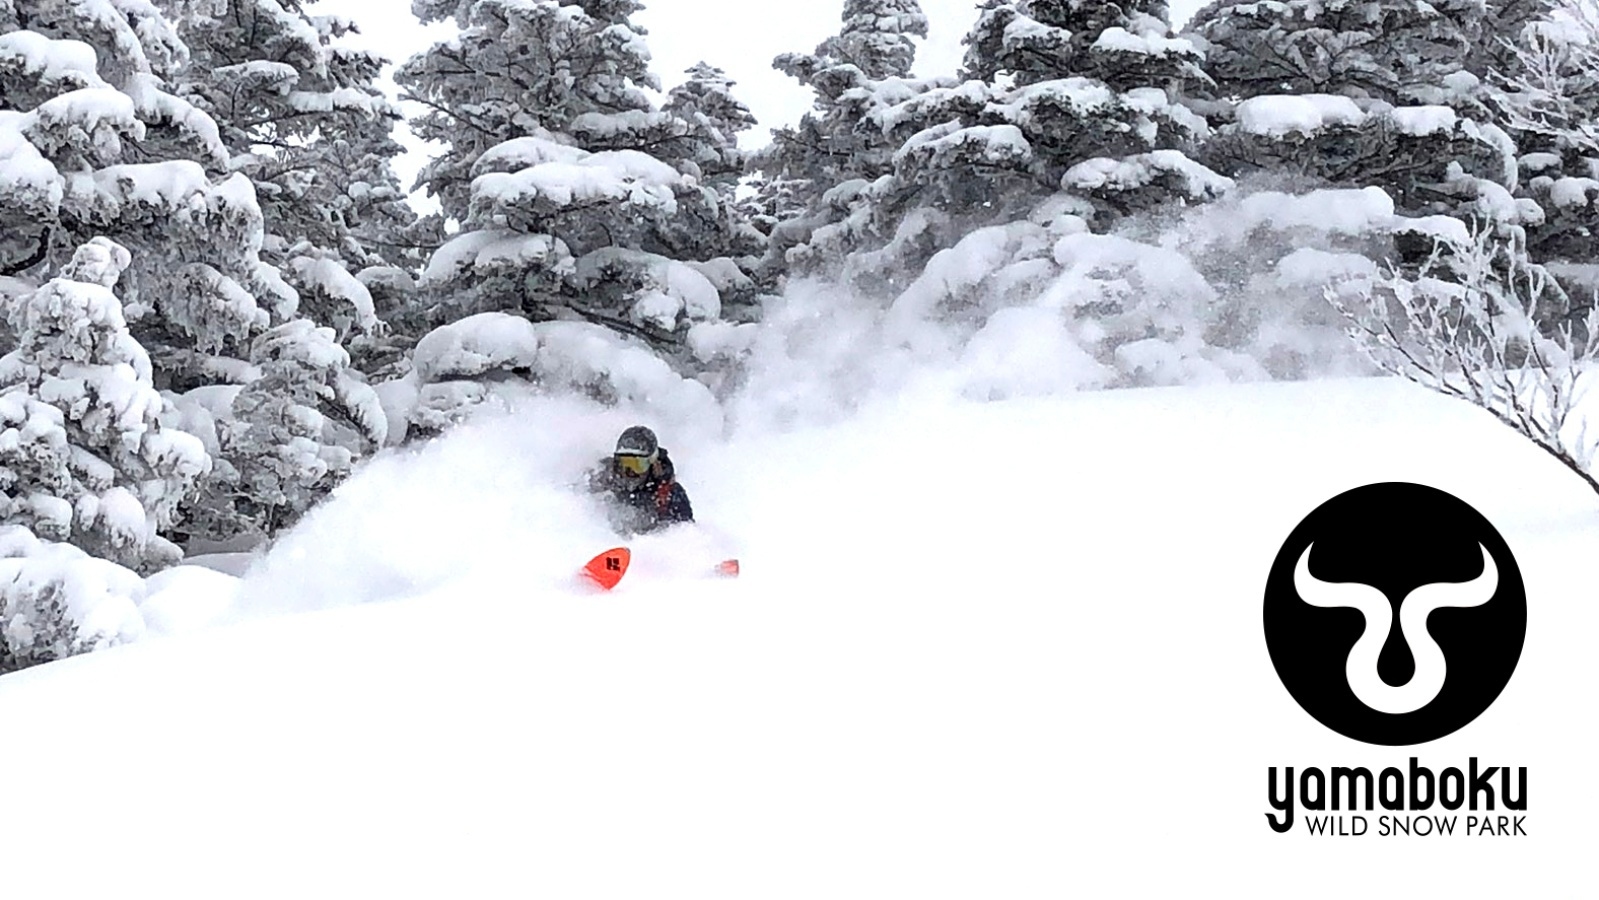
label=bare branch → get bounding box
[1329,226,1599,498]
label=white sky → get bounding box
[315,0,1207,199]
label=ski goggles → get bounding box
[615,453,655,476]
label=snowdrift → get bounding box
[1,376,1595,897]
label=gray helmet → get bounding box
[615,425,658,458]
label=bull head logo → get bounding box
[1294,542,1498,715]
[1263,483,1526,745]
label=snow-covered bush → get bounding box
[884,217,1265,395]
[0,238,209,572]
[1334,227,1599,496]
[396,313,720,439]
[1129,182,1476,378]
[0,523,146,674]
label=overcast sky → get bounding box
[315,0,1207,200]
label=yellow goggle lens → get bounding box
[616,454,652,475]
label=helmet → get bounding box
[613,426,658,479]
[615,425,658,457]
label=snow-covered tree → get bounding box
[0,238,209,572]
[1473,0,1560,76]
[813,0,929,81]
[1198,94,1522,225]
[1489,1,1599,267]
[400,0,657,222]
[774,0,1228,291]
[1190,0,1522,224]
[662,62,757,195]
[1189,0,1491,103]
[157,0,420,340]
[880,220,1264,393]
[950,0,1225,223]
[0,0,285,388]
[754,0,933,232]
[0,1,401,553]
[179,318,385,542]
[0,523,146,674]
[397,0,751,356]
[1123,181,1476,378]
[965,0,1208,90]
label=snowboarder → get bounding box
[587,425,694,535]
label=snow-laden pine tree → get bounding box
[779,0,1230,287]
[0,0,286,387]
[1191,0,1485,102]
[0,238,209,572]
[727,3,1268,399]
[751,0,939,279]
[767,0,930,184]
[1,1,398,552]
[396,0,756,355]
[933,0,1225,220]
[817,0,929,80]
[180,318,385,543]
[662,62,757,198]
[1189,0,1524,227]
[157,0,420,338]
[1487,1,1599,270]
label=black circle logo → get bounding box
[1263,483,1526,745]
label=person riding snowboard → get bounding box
[587,425,694,535]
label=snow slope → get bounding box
[1,376,1595,898]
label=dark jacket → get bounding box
[587,447,694,535]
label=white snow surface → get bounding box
[1235,94,1368,136]
[287,256,379,330]
[1387,104,1459,136]
[1236,186,1397,234]
[1062,149,1234,198]
[411,311,541,383]
[471,148,685,215]
[0,112,64,211]
[421,229,564,285]
[0,31,102,84]
[0,369,1593,896]
[1092,25,1194,57]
